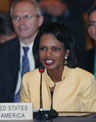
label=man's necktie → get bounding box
[21,47,30,77]
[14,47,30,102]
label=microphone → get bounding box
[39,65,44,109]
[33,65,58,120]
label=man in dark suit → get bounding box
[0,0,43,102]
[78,6,96,77]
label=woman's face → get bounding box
[39,34,66,71]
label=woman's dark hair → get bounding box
[33,23,77,68]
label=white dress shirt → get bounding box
[14,41,35,96]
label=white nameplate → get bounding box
[0,103,33,120]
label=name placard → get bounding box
[0,103,33,120]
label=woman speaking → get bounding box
[20,23,96,112]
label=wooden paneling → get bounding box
[0,0,10,11]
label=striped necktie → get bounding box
[21,47,30,77]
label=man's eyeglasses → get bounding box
[12,14,38,21]
[88,21,96,27]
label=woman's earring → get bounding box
[64,56,68,65]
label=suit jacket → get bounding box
[0,37,39,102]
[20,66,96,111]
[78,47,95,74]
[0,37,20,102]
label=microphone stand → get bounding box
[40,69,43,109]
[33,108,58,121]
[33,67,58,121]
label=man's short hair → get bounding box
[88,6,96,22]
[10,0,42,18]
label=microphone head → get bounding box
[39,65,45,73]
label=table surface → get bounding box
[0,113,96,122]
[33,112,96,122]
